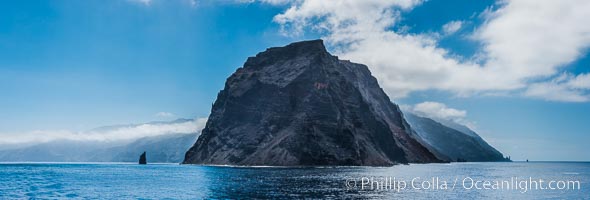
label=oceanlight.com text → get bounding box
[345,176,581,193]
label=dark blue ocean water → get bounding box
[0,162,588,199]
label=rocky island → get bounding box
[183,40,441,166]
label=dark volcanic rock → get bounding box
[139,151,147,164]
[183,40,439,166]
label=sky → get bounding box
[1,0,589,161]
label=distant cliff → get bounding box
[404,112,507,162]
[183,40,440,166]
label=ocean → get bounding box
[0,162,588,199]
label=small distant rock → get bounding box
[139,151,147,165]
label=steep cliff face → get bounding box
[404,112,507,162]
[183,40,439,166]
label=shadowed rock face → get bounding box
[404,112,507,162]
[183,40,439,166]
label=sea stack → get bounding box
[139,151,147,165]
[183,39,439,166]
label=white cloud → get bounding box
[155,112,175,118]
[567,73,590,89]
[0,118,208,145]
[410,101,467,121]
[403,101,478,129]
[442,20,463,35]
[473,0,590,87]
[273,0,421,36]
[524,73,590,102]
[265,0,590,102]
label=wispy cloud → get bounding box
[0,118,207,145]
[442,20,463,35]
[524,73,590,102]
[403,101,476,129]
[407,102,466,121]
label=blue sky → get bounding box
[1,0,589,161]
